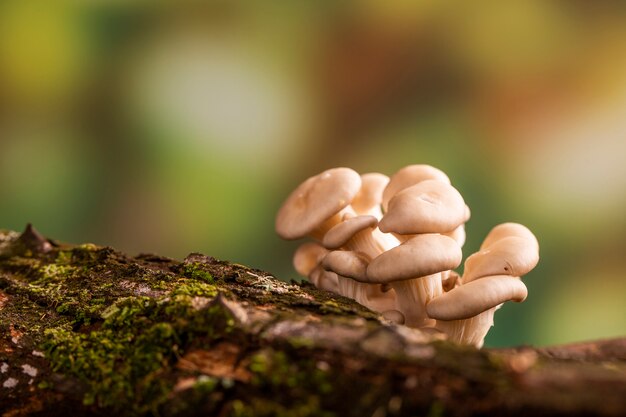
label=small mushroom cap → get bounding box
[464,236,540,282]
[382,309,405,324]
[275,168,361,240]
[309,266,339,293]
[480,222,538,251]
[379,180,466,235]
[322,215,378,249]
[352,173,389,217]
[322,250,370,281]
[293,242,328,277]
[382,165,451,211]
[366,234,462,283]
[426,275,528,320]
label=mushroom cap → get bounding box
[322,215,378,249]
[480,222,538,251]
[379,180,466,235]
[309,265,339,293]
[444,224,466,247]
[366,234,462,283]
[322,250,370,281]
[293,242,328,276]
[426,275,528,320]
[275,167,361,240]
[382,165,451,211]
[352,173,389,216]
[463,236,540,282]
[382,309,405,324]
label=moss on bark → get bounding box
[0,226,624,416]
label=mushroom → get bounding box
[323,215,391,256]
[366,234,462,327]
[292,242,339,293]
[463,223,539,283]
[309,266,340,294]
[322,250,395,311]
[379,180,467,236]
[426,275,528,347]
[322,250,369,282]
[427,275,528,320]
[275,167,361,241]
[479,222,539,251]
[352,173,389,219]
[321,215,397,312]
[444,205,471,247]
[426,223,539,347]
[382,165,451,212]
[293,242,328,277]
[441,270,461,292]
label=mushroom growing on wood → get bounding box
[275,167,361,241]
[366,234,462,327]
[292,242,339,293]
[322,250,395,312]
[321,215,397,312]
[426,223,539,347]
[426,275,528,347]
[276,166,540,350]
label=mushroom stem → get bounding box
[391,273,442,327]
[323,220,397,312]
[434,307,496,348]
[348,229,389,258]
[310,207,356,241]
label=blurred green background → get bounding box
[1,1,624,347]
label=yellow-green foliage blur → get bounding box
[1,1,624,347]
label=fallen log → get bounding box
[0,226,624,416]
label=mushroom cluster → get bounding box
[276,165,539,348]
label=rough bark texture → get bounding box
[0,226,625,417]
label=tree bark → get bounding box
[0,226,624,416]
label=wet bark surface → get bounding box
[0,226,624,417]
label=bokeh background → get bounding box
[1,1,624,347]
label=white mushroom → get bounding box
[366,234,462,327]
[292,242,339,293]
[463,223,539,283]
[427,223,539,347]
[427,275,528,320]
[444,205,471,247]
[275,167,361,241]
[479,222,539,251]
[352,173,389,219]
[382,164,451,212]
[322,250,395,311]
[322,250,370,282]
[379,180,467,235]
[293,242,328,277]
[321,215,397,312]
[309,266,340,294]
[426,275,528,348]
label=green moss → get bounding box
[43,291,239,415]
[171,281,218,297]
[39,264,77,281]
[182,262,214,283]
[242,349,335,416]
[55,250,73,265]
